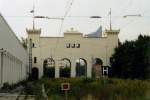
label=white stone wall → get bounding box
[27,28,119,78]
[0,14,29,86]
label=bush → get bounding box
[24,81,45,100]
[44,67,55,78]
[60,67,71,77]
[42,78,150,100]
[2,82,11,90]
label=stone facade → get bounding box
[27,27,119,78]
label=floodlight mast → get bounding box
[33,16,64,20]
[123,14,142,18]
[90,16,102,18]
[34,15,103,20]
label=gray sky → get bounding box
[0,0,150,42]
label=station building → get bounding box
[27,26,119,78]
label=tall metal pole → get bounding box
[65,91,68,100]
[109,8,112,30]
[33,5,35,30]
[30,4,35,30]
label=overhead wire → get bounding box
[119,9,150,33]
[113,0,150,34]
[3,0,150,41]
[112,0,133,26]
[141,9,150,15]
[119,6,150,32]
[29,8,150,48]
[53,0,75,58]
[4,15,150,19]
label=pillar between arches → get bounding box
[71,59,76,78]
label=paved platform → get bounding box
[0,93,35,100]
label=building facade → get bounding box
[27,27,119,78]
[0,14,29,86]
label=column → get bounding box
[71,58,76,78]
[86,58,92,78]
[0,52,1,86]
[38,62,43,78]
[3,54,7,83]
[55,61,60,78]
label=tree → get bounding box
[110,35,150,79]
[21,37,27,49]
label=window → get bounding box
[71,44,75,48]
[76,44,80,48]
[34,57,37,63]
[66,43,80,48]
[32,43,35,48]
[66,43,70,48]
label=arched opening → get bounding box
[32,67,39,80]
[43,57,55,78]
[76,58,87,77]
[92,58,103,78]
[59,58,71,78]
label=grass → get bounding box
[24,80,45,100]
[41,78,150,100]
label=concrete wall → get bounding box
[27,28,119,78]
[0,14,29,86]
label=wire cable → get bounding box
[53,0,74,58]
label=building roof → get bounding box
[85,26,102,38]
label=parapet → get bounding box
[64,28,83,36]
[105,29,120,35]
[26,28,41,34]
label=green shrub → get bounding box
[40,78,150,100]
[24,81,45,100]
[44,67,55,78]
[60,67,71,77]
[2,82,11,90]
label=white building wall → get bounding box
[0,53,1,84]
[0,14,28,86]
[27,28,119,78]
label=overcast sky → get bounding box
[0,0,150,42]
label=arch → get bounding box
[76,58,87,77]
[32,67,39,80]
[59,58,71,78]
[95,58,103,65]
[92,58,103,78]
[61,58,71,67]
[43,57,55,78]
